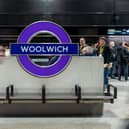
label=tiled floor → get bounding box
[104,78,129,119]
[0,118,124,129]
[0,78,128,129]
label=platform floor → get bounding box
[104,78,129,119]
[0,78,128,129]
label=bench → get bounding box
[0,56,117,116]
[5,84,117,104]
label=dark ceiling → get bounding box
[0,0,129,45]
[0,0,128,26]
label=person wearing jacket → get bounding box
[79,38,87,55]
[109,41,117,79]
[117,42,129,81]
[97,37,111,88]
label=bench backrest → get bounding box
[0,56,104,94]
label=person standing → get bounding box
[79,38,87,55]
[117,42,129,81]
[109,41,117,79]
[97,37,111,88]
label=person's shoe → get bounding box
[111,76,115,79]
[118,78,121,81]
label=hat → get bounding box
[99,37,108,44]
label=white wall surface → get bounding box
[0,56,104,94]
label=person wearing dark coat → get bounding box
[109,41,117,79]
[97,37,111,88]
[116,42,129,81]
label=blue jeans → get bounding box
[118,63,128,81]
[104,68,109,87]
[109,62,115,78]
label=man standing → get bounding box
[97,37,111,88]
[79,38,87,55]
[109,41,117,79]
[117,42,129,81]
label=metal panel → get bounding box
[0,0,113,14]
[0,103,103,117]
[49,14,113,26]
[0,0,47,14]
[0,0,114,26]
[115,14,129,25]
[0,14,113,26]
[115,0,129,13]
[0,56,104,94]
[47,0,113,13]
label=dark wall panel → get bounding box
[0,0,47,14]
[0,0,113,14]
[116,0,129,13]
[0,0,114,26]
[0,14,113,26]
[47,0,113,13]
[50,14,112,25]
[115,14,129,25]
[0,14,47,26]
[0,0,128,26]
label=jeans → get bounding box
[104,68,109,87]
[118,63,128,81]
[109,61,117,78]
[109,62,115,78]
